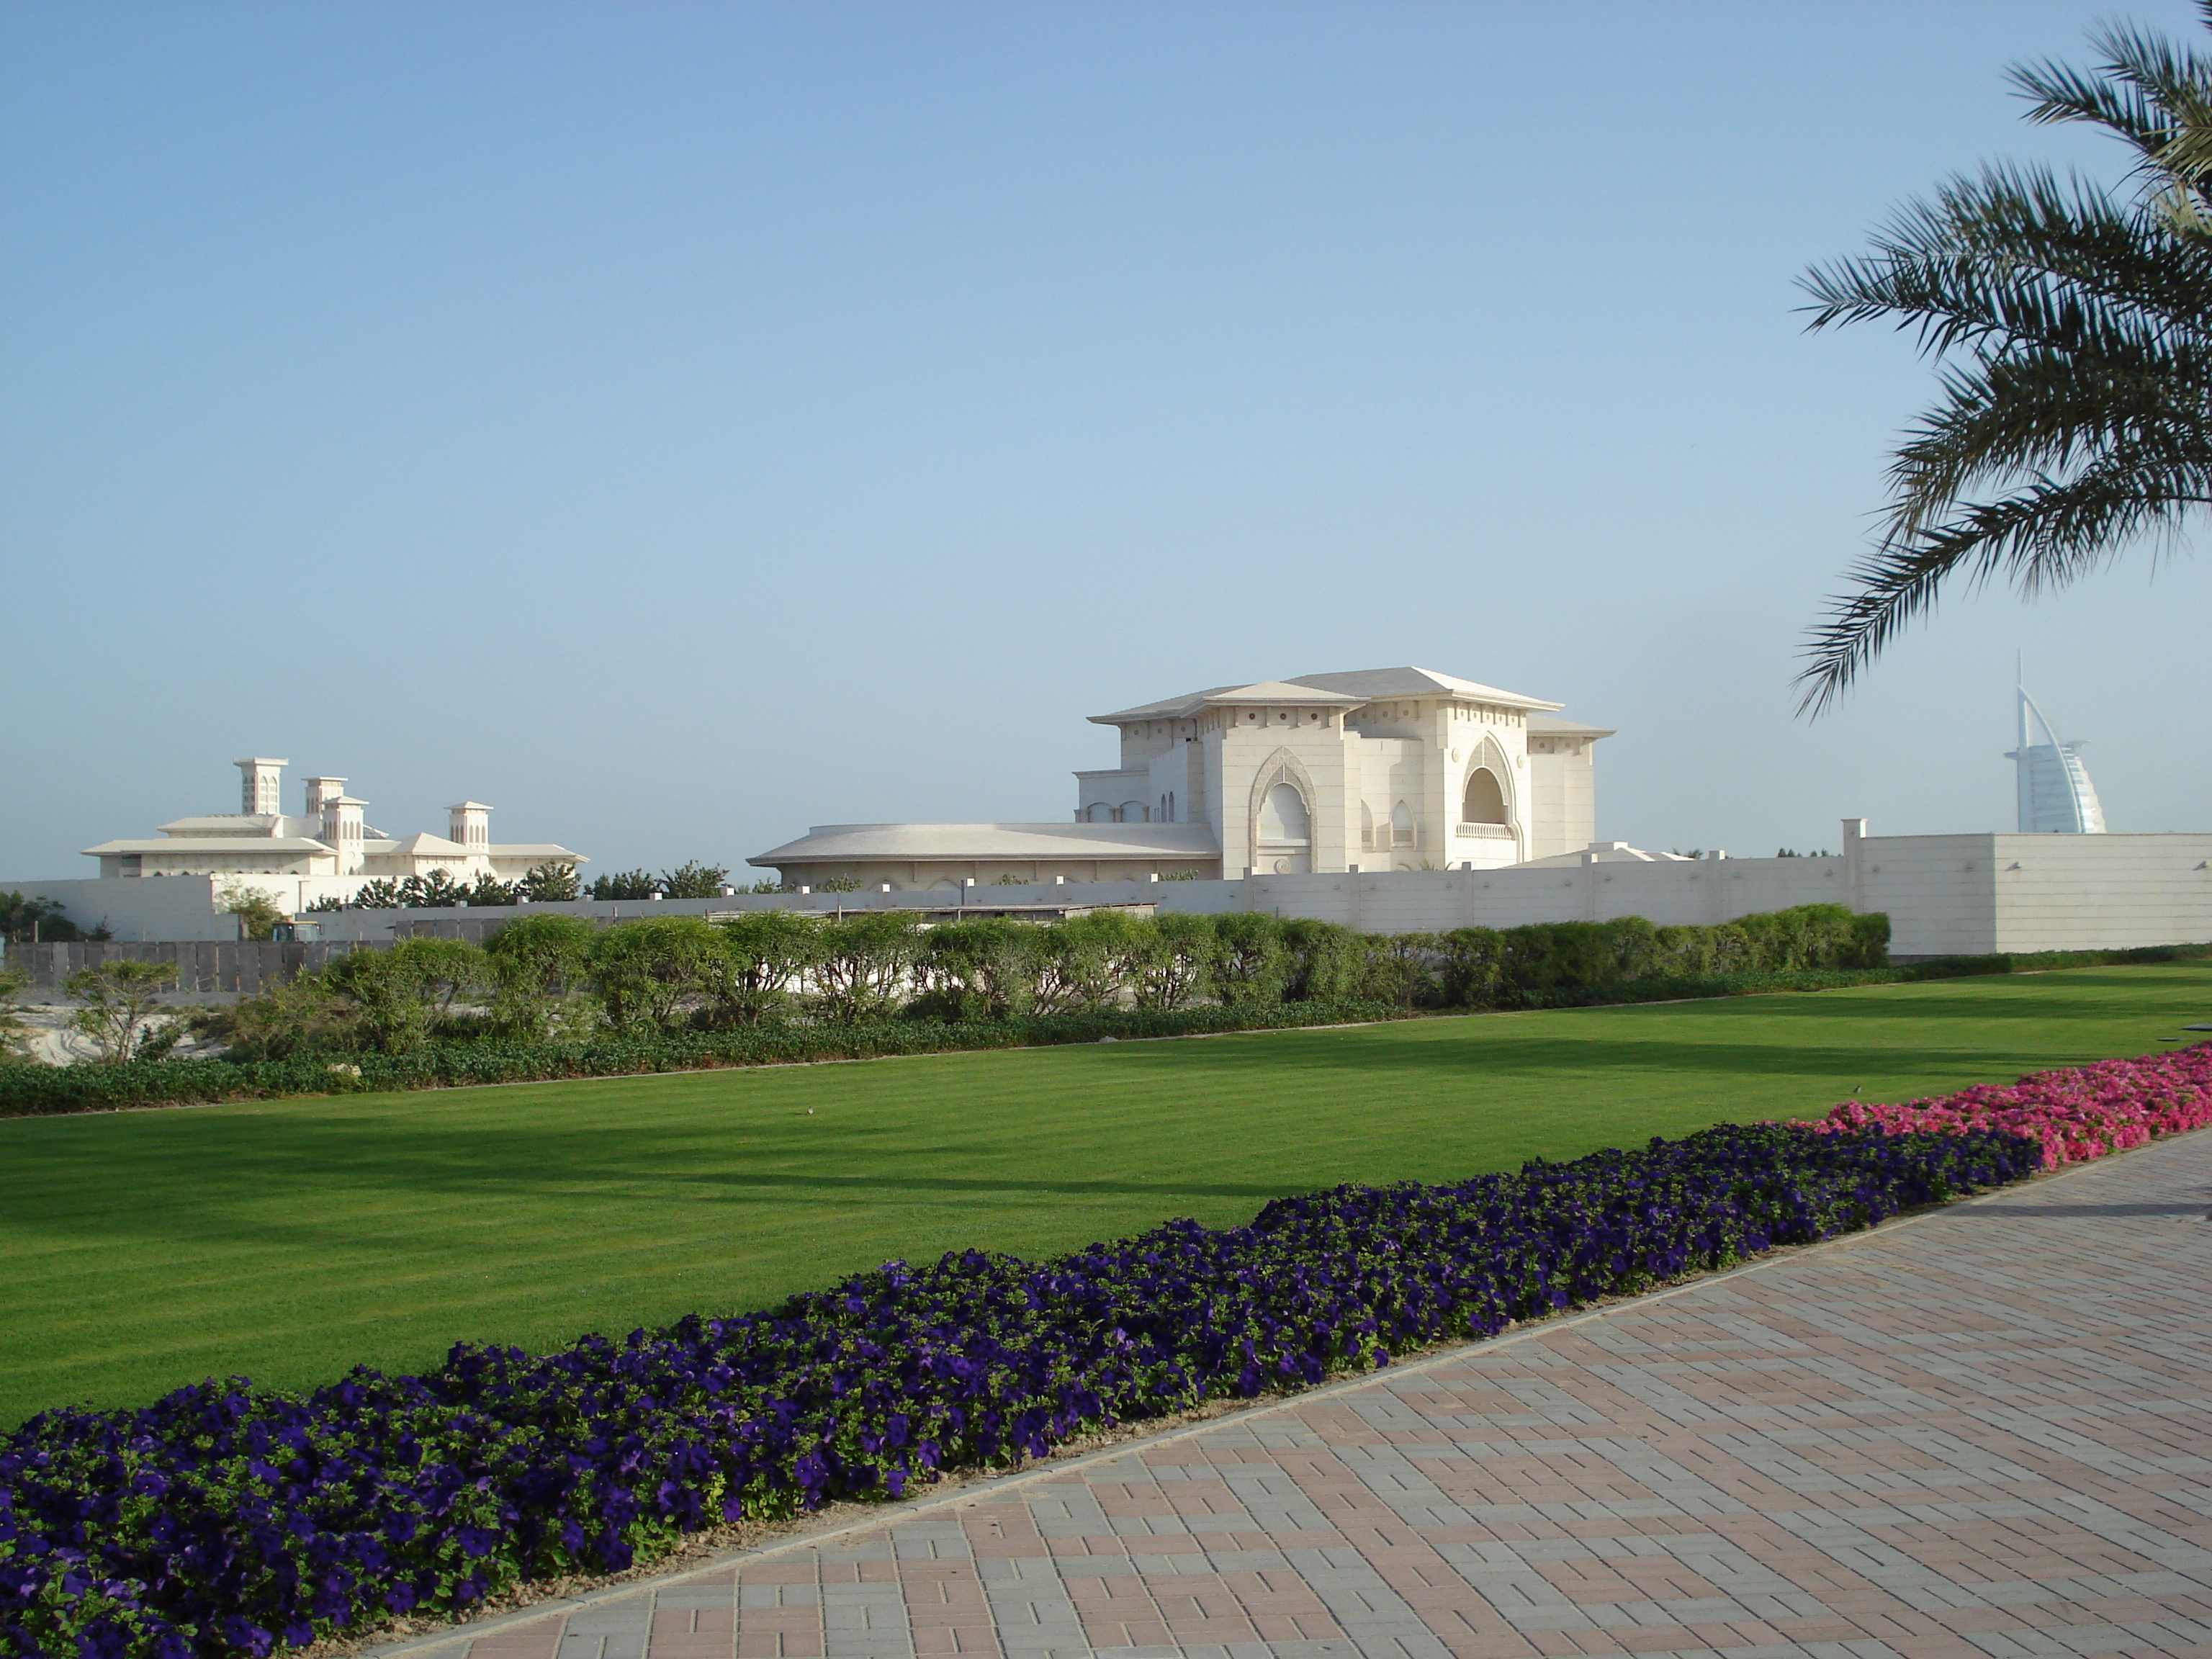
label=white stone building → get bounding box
[81,758,588,888]
[751,666,1610,889]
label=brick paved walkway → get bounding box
[384,1130,2212,1659]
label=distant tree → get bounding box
[586,868,659,901]
[397,870,467,908]
[302,894,349,914]
[343,879,405,910]
[657,860,730,899]
[518,861,580,902]
[464,872,519,907]
[1798,6,2212,709]
[0,891,87,943]
[811,875,862,893]
[221,883,288,941]
[63,958,180,1064]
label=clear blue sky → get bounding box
[6,0,2206,878]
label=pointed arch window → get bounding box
[1390,801,1416,849]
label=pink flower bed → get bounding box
[1810,1042,2212,1168]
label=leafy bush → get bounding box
[811,912,923,1022]
[1210,913,1289,1006]
[0,1004,1406,1118]
[62,959,181,1064]
[587,916,723,1035]
[1281,919,1363,1002]
[0,1120,2043,1658]
[1130,912,1213,1009]
[704,911,821,1027]
[483,913,598,1041]
[586,869,659,901]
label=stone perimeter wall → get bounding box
[9,826,2212,980]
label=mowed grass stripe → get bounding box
[4,963,2206,1427]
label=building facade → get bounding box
[751,666,1611,889]
[81,757,588,888]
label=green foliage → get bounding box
[1034,909,1141,1013]
[397,870,468,909]
[658,861,730,899]
[0,1000,1408,1118]
[1362,933,1443,1011]
[1282,919,1364,1002]
[1130,912,1214,1010]
[518,861,581,902]
[302,895,348,914]
[1435,928,1506,1007]
[706,909,822,1026]
[587,868,659,900]
[465,873,519,907]
[191,971,355,1060]
[922,919,1042,1020]
[812,875,863,893]
[62,958,179,1064]
[483,913,599,1040]
[0,891,88,943]
[809,910,922,1021]
[1210,912,1288,1006]
[345,880,405,909]
[588,915,724,1035]
[220,884,289,942]
[1796,8,2212,709]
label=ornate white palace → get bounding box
[81,757,588,886]
[751,666,1611,889]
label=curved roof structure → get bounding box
[750,822,1220,868]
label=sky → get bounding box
[5,0,2208,880]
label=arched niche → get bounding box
[1246,747,1316,875]
[1462,767,1506,825]
[1118,801,1148,823]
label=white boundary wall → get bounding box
[9,828,2212,956]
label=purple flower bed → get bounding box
[1,1123,2038,1659]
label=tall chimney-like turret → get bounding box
[304,776,347,821]
[448,801,491,852]
[235,757,288,817]
[322,796,368,875]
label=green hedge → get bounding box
[0,1001,1407,1118]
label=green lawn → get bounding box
[6,964,2209,1428]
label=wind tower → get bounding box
[2005,658,2106,833]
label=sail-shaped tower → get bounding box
[2005,671,2106,834]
